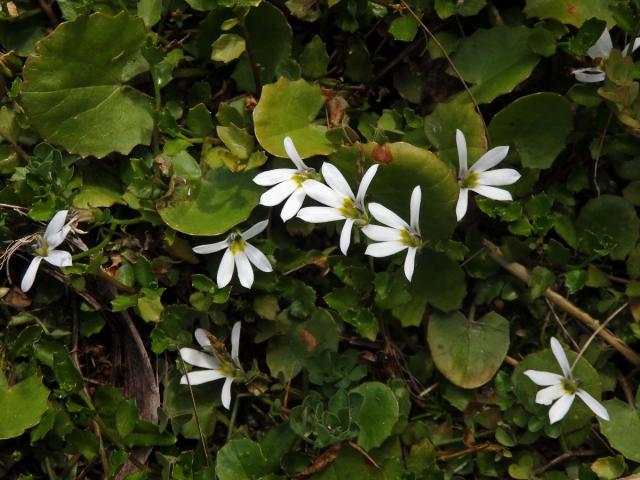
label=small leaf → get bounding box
[350,382,399,450]
[215,439,270,480]
[599,400,640,462]
[524,0,614,27]
[0,375,50,440]
[211,33,246,63]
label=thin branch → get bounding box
[534,450,595,475]
[483,239,640,367]
[178,356,210,466]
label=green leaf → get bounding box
[186,103,214,137]
[350,382,399,450]
[211,33,246,63]
[576,195,640,260]
[232,3,292,92]
[450,26,540,104]
[529,266,555,299]
[21,13,154,158]
[300,35,330,79]
[254,77,335,158]
[428,311,509,388]
[157,168,261,236]
[215,439,270,480]
[424,99,487,168]
[591,455,626,480]
[524,0,615,27]
[489,92,573,169]
[217,124,255,159]
[410,250,466,312]
[388,15,418,42]
[137,0,162,27]
[435,0,486,19]
[0,375,50,440]
[599,400,640,462]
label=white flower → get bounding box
[297,163,379,255]
[573,28,640,83]
[192,220,272,289]
[524,337,609,424]
[179,321,242,410]
[21,210,73,292]
[253,137,317,222]
[362,186,422,281]
[455,129,521,221]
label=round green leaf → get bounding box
[350,382,399,451]
[0,375,50,440]
[576,195,640,260]
[215,438,270,480]
[428,311,509,388]
[330,142,458,242]
[599,399,640,462]
[254,77,335,158]
[157,168,261,236]
[524,0,614,27]
[513,346,602,431]
[489,92,573,169]
[21,13,154,158]
[411,250,466,312]
[424,99,488,168]
[450,26,540,104]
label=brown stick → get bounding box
[483,239,640,367]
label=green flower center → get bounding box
[561,378,579,395]
[34,238,49,257]
[339,197,363,220]
[460,171,479,189]
[400,228,421,248]
[291,169,317,187]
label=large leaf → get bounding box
[215,438,271,480]
[254,77,335,158]
[157,168,261,236]
[450,26,540,104]
[350,382,399,451]
[330,142,458,242]
[410,250,466,312]
[428,311,509,388]
[599,400,640,462]
[21,13,154,158]
[0,375,50,440]
[489,92,573,169]
[524,0,615,27]
[576,195,639,260]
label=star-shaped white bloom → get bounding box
[573,28,640,83]
[362,186,422,281]
[180,322,242,410]
[455,129,521,221]
[192,220,272,289]
[297,163,379,255]
[253,137,317,222]
[524,337,610,424]
[21,210,73,292]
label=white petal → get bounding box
[242,220,269,240]
[297,207,344,223]
[44,250,72,267]
[253,168,297,186]
[410,186,421,232]
[550,337,572,379]
[180,370,226,385]
[259,180,297,207]
[477,169,521,187]
[230,321,241,363]
[361,225,402,242]
[456,129,468,178]
[284,136,307,170]
[587,28,612,59]
[21,256,43,292]
[179,348,220,369]
[368,203,409,230]
[44,210,69,247]
[193,240,229,255]
[470,146,509,173]
[234,251,254,288]
[470,185,513,201]
[628,37,640,55]
[456,188,469,222]
[535,384,565,405]
[340,218,354,255]
[549,394,575,424]
[576,389,609,421]
[217,249,235,288]
[523,370,564,386]
[404,247,417,281]
[244,243,272,272]
[280,187,306,222]
[572,67,606,83]
[195,328,211,348]
[221,377,234,409]
[303,180,343,209]
[355,164,378,205]
[365,241,407,257]
[322,162,354,200]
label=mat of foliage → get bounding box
[1,0,640,478]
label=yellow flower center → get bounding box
[400,228,421,248]
[228,233,245,255]
[460,171,479,189]
[561,378,579,395]
[291,170,317,187]
[34,237,49,257]
[339,197,361,220]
